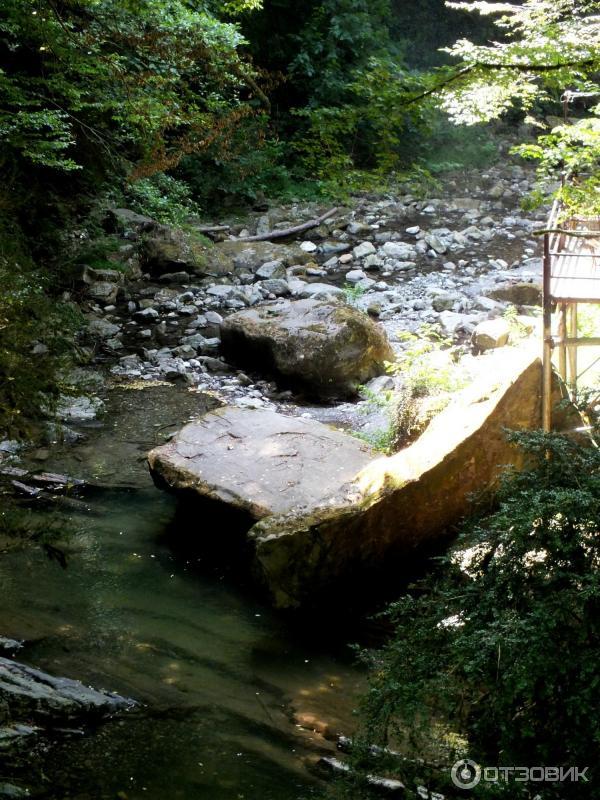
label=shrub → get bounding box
[347,429,600,799]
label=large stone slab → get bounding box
[148,406,375,519]
[248,349,582,608]
[220,299,394,399]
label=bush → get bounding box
[0,218,81,435]
[346,429,600,799]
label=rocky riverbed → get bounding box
[0,161,551,798]
[31,161,545,446]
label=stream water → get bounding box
[1,384,367,800]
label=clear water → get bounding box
[0,385,365,799]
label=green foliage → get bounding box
[342,284,367,306]
[0,0,260,177]
[0,218,82,435]
[351,430,600,798]
[123,174,202,226]
[294,57,429,183]
[427,0,600,212]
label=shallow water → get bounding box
[0,384,365,799]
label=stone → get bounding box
[220,299,394,399]
[260,278,290,296]
[148,406,375,519]
[107,207,156,234]
[297,283,346,300]
[424,233,447,254]
[300,241,317,253]
[133,307,159,322]
[382,241,414,260]
[0,656,135,723]
[217,240,313,272]
[141,226,231,277]
[158,271,190,283]
[248,349,582,608]
[345,269,366,283]
[472,318,511,351]
[86,318,121,339]
[431,293,458,312]
[56,395,104,422]
[347,221,372,235]
[352,241,376,259]
[488,282,542,306]
[255,260,285,280]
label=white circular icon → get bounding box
[451,759,482,789]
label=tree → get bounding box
[416,0,600,211]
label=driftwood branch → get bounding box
[236,207,339,242]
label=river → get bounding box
[0,383,367,799]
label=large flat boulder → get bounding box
[248,349,583,608]
[220,299,394,399]
[147,406,374,519]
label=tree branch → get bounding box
[403,58,598,107]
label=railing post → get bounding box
[542,231,553,431]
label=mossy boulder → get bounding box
[220,299,394,399]
[141,226,232,277]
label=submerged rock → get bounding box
[220,299,394,399]
[147,406,374,519]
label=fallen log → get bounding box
[236,207,339,243]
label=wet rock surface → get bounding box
[0,656,136,724]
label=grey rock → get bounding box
[221,298,394,399]
[87,318,121,339]
[158,271,190,283]
[107,208,156,234]
[352,241,376,259]
[141,226,231,277]
[0,656,135,723]
[57,395,104,422]
[345,269,366,283]
[217,240,312,272]
[134,307,159,322]
[381,241,414,260]
[298,283,346,300]
[255,260,285,280]
[260,279,291,296]
[424,233,447,254]
[148,406,375,519]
